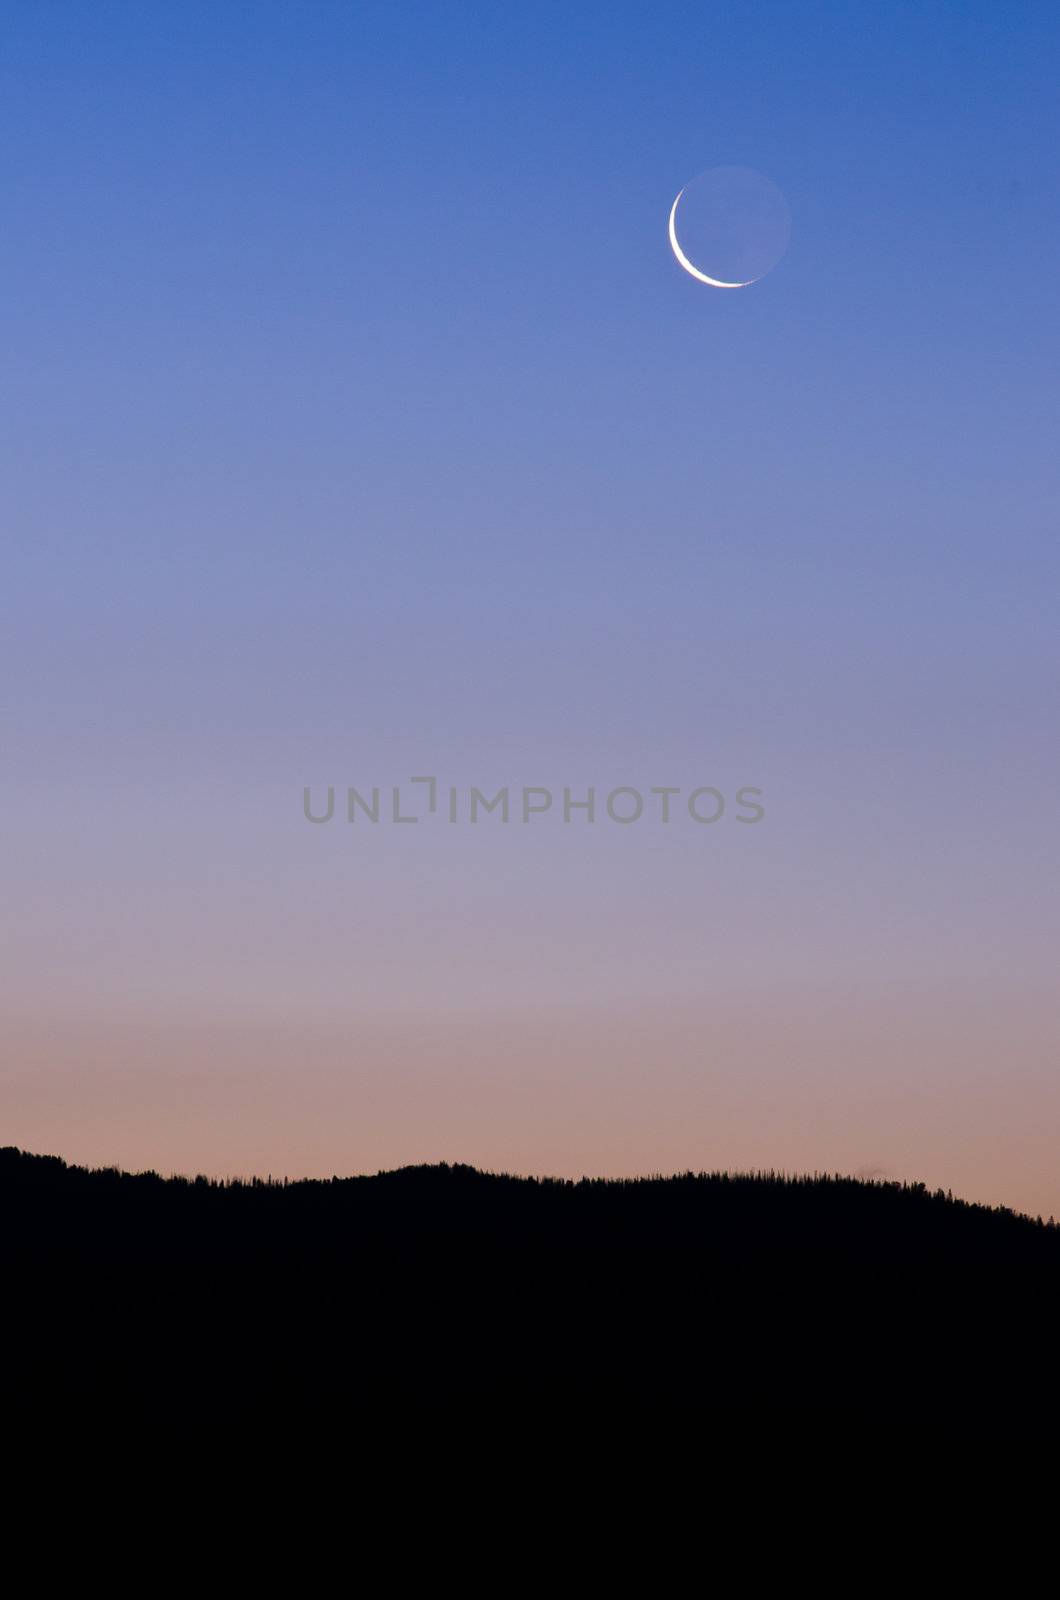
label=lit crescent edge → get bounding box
[668,188,757,289]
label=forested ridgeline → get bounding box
[2,1145,1057,1266]
[4,1147,1058,1433]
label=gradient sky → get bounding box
[3,1,1058,1213]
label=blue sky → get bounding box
[2,2,1058,1201]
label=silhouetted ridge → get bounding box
[2,1146,1056,1265]
[4,1147,1058,1434]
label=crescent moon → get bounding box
[668,188,758,289]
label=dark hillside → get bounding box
[4,1148,1058,1434]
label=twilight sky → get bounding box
[3,1,1059,1213]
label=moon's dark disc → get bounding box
[671,165,791,286]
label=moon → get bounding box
[668,190,754,288]
[668,166,791,289]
